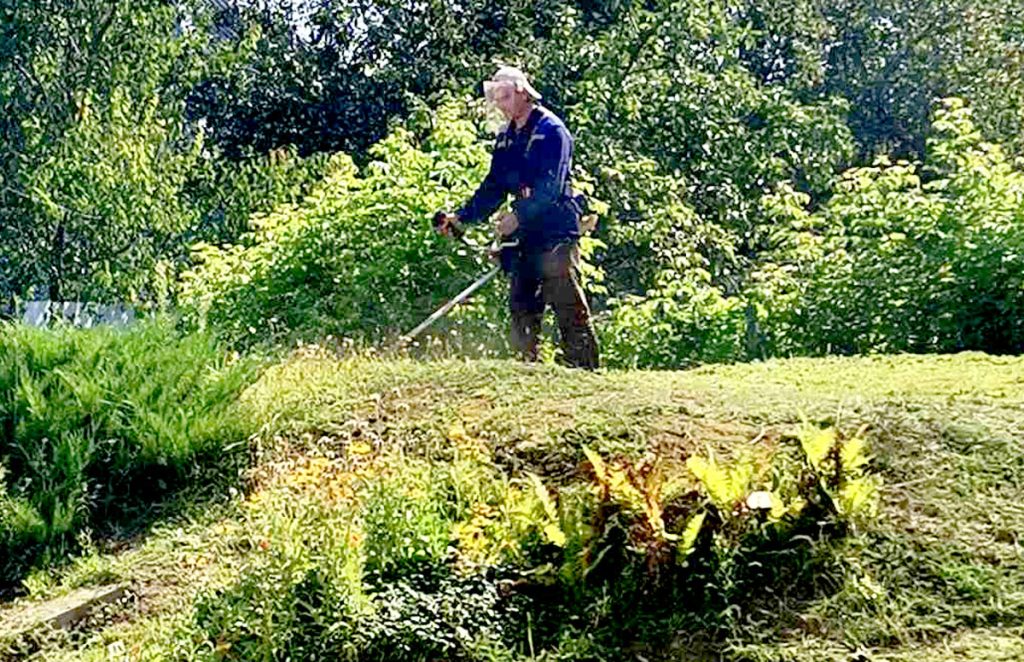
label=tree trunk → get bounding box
[49,220,66,302]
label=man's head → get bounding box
[483,66,541,123]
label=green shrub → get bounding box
[180,100,509,350]
[599,277,750,369]
[0,320,257,586]
[601,98,1024,367]
[752,98,1024,356]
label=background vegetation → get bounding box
[3,0,1023,364]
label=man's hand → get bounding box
[434,212,461,237]
[496,211,519,237]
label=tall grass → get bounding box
[0,320,258,589]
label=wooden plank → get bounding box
[1,584,127,640]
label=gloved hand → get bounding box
[432,211,464,238]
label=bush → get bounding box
[599,277,750,369]
[756,98,1024,356]
[601,98,1024,368]
[0,320,257,587]
[180,100,509,350]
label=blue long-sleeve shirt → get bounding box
[457,106,580,251]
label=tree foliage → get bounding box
[2,0,1023,367]
[1,0,209,302]
[0,1,327,305]
[606,98,1024,366]
[180,100,508,348]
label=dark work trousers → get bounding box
[508,241,600,369]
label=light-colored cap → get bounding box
[482,65,542,101]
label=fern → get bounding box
[799,424,836,470]
[528,473,566,547]
[687,454,754,511]
[582,445,610,499]
[677,511,706,559]
[794,421,880,522]
[839,476,881,519]
[840,431,871,474]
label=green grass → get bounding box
[1,351,1022,660]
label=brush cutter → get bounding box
[400,213,518,343]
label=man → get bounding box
[437,65,600,369]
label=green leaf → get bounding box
[677,511,706,559]
[799,425,835,471]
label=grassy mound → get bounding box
[2,352,1022,660]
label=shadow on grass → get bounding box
[0,443,250,601]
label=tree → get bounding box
[0,1,237,303]
[185,0,543,160]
